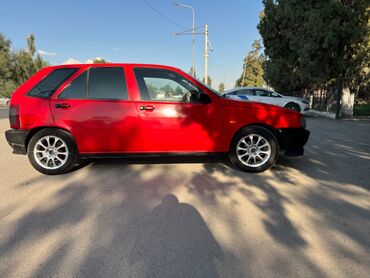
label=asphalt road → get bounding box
[0,117,369,278]
[0,106,8,120]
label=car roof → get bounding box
[225,87,271,93]
[44,63,181,71]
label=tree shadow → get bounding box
[1,165,233,277]
[2,112,370,277]
[187,163,307,249]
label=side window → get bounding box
[134,68,203,103]
[28,68,78,98]
[237,89,253,96]
[255,90,270,97]
[271,92,282,98]
[59,71,87,99]
[88,67,128,100]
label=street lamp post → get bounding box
[174,2,195,77]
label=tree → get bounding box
[188,67,197,78]
[258,0,369,94]
[175,85,183,95]
[202,76,212,87]
[235,40,265,87]
[27,34,36,56]
[218,82,225,93]
[0,33,48,97]
[0,34,17,97]
[92,57,107,63]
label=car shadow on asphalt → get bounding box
[73,153,228,169]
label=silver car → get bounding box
[0,95,10,106]
[225,87,310,113]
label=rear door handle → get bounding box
[55,103,70,109]
[140,105,155,111]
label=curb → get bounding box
[307,110,336,119]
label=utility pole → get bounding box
[241,56,247,86]
[174,3,195,77]
[173,24,210,84]
[204,24,209,85]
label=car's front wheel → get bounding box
[284,102,301,112]
[229,126,279,173]
[27,128,78,175]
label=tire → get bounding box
[27,128,78,175]
[229,126,279,173]
[284,102,301,112]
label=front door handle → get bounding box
[140,105,155,111]
[55,103,71,109]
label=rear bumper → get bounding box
[278,128,310,157]
[5,129,30,155]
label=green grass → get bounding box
[354,103,370,116]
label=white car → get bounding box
[224,87,309,113]
[0,95,10,106]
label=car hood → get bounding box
[283,96,307,102]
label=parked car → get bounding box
[0,95,10,106]
[5,64,309,175]
[224,87,310,113]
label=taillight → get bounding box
[9,105,20,129]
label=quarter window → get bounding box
[28,68,78,98]
[134,68,203,102]
[59,67,128,100]
[59,71,87,99]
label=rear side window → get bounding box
[89,67,128,99]
[59,71,87,99]
[27,68,78,98]
[255,90,270,97]
[237,89,254,96]
[59,67,128,100]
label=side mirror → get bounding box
[191,90,211,104]
[199,93,212,104]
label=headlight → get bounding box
[300,116,306,128]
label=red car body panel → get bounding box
[8,63,304,155]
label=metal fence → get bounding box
[292,80,370,118]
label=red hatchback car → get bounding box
[5,64,309,175]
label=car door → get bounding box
[236,88,254,100]
[50,66,140,153]
[254,89,282,107]
[132,67,223,152]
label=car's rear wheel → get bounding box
[284,102,301,112]
[27,129,78,175]
[229,126,279,173]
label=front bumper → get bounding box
[5,129,30,155]
[278,128,310,157]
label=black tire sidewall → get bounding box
[229,126,279,173]
[27,128,78,175]
[285,102,301,112]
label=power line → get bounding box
[140,0,188,30]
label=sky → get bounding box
[1,0,264,90]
